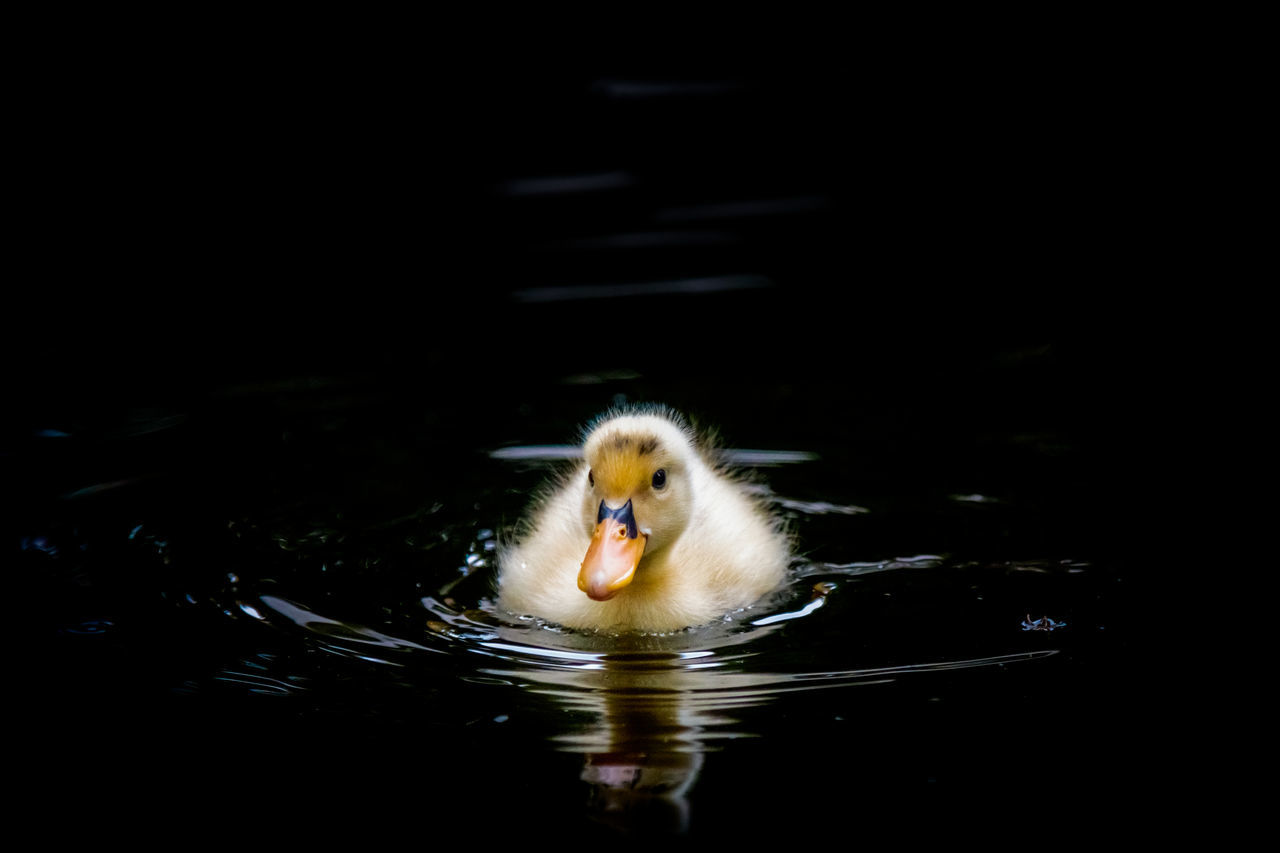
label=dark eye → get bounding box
[588,469,595,487]
[651,468,667,490]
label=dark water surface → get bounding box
[17,353,1141,836]
[11,64,1149,839]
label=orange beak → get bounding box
[578,500,647,601]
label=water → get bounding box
[12,67,1147,839]
[18,357,1137,838]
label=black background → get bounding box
[9,28,1159,841]
[9,36,1149,419]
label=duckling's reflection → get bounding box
[571,666,708,831]
[478,627,784,834]
[252,592,735,830]
[254,591,1054,834]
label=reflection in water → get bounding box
[511,274,774,304]
[30,425,1107,837]
[246,575,1057,833]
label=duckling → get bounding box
[497,406,790,632]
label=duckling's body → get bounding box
[497,407,790,632]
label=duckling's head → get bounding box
[576,409,697,601]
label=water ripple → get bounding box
[179,495,1092,826]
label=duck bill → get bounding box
[578,501,647,601]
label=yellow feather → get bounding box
[497,407,791,632]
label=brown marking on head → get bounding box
[606,432,660,454]
[589,431,667,500]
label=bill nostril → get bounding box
[597,498,639,539]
